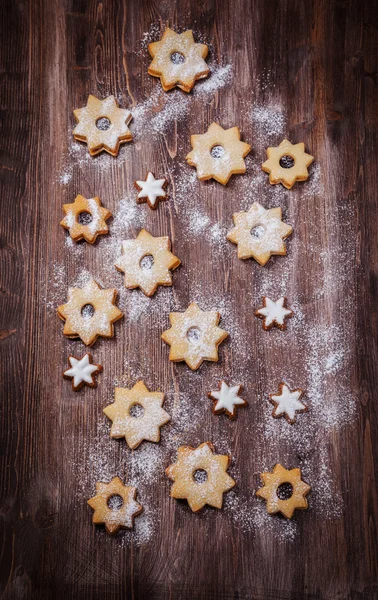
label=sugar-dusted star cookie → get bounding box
[115,229,180,297]
[255,296,293,330]
[57,279,123,346]
[63,353,102,391]
[161,302,229,371]
[256,464,311,518]
[166,442,235,512]
[135,172,168,210]
[208,381,247,419]
[148,28,209,92]
[262,139,314,189]
[227,202,293,265]
[87,477,142,534]
[60,195,112,244]
[269,382,307,424]
[186,123,251,185]
[73,95,132,156]
[103,381,170,449]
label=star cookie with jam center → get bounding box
[60,195,112,244]
[256,464,311,519]
[88,477,142,534]
[63,353,102,391]
[262,139,314,189]
[255,296,293,330]
[208,382,247,419]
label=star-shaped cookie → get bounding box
[115,229,180,296]
[148,28,209,92]
[255,296,293,330]
[208,382,247,419]
[73,95,133,156]
[186,123,251,185]
[269,383,307,424]
[63,353,102,391]
[134,173,168,209]
[88,477,142,534]
[103,381,171,449]
[227,202,293,265]
[60,195,112,244]
[161,302,229,370]
[256,464,311,518]
[262,139,314,189]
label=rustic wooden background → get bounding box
[1,0,378,598]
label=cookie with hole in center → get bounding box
[256,464,311,518]
[262,139,314,189]
[60,195,112,244]
[87,477,142,534]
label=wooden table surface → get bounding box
[1,0,378,598]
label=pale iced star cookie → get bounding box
[255,296,293,330]
[73,95,132,156]
[256,464,311,519]
[269,383,307,424]
[262,139,314,189]
[227,202,293,265]
[57,279,123,346]
[103,381,170,449]
[166,442,235,512]
[161,302,229,371]
[208,382,247,419]
[134,172,168,210]
[63,353,102,391]
[115,229,180,297]
[60,195,112,244]
[148,28,209,92]
[186,123,251,185]
[88,477,142,534]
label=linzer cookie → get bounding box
[208,381,247,419]
[148,28,209,92]
[256,464,311,518]
[262,139,314,189]
[63,353,102,391]
[57,279,123,346]
[227,202,293,265]
[88,477,142,534]
[269,382,307,424]
[73,95,132,156]
[134,172,168,210]
[166,442,235,512]
[186,123,251,185]
[60,195,112,244]
[255,296,293,330]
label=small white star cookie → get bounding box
[255,296,293,330]
[256,464,311,519]
[87,477,142,534]
[208,382,247,419]
[73,95,132,156]
[63,353,102,391]
[227,202,293,265]
[186,122,251,185]
[60,195,112,244]
[115,229,180,296]
[148,28,209,92]
[103,381,171,449]
[262,139,314,189]
[161,302,229,371]
[166,442,235,512]
[269,383,307,424]
[135,172,168,210]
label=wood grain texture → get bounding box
[1,0,378,598]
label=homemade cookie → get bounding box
[161,302,229,370]
[262,139,314,189]
[57,279,123,346]
[208,382,247,419]
[135,172,168,210]
[227,202,293,265]
[73,95,132,156]
[87,477,142,534]
[103,381,170,449]
[256,464,311,518]
[255,296,293,330]
[148,28,209,92]
[166,442,235,512]
[269,383,307,424]
[63,353,102,391]
[60,195,112,244]
[186,123,251,185]
[115,229,180,296]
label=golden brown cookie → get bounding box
[63,353,102,391]
[161,302,229,370]
[227,202,293,265]
[115,229,180,297]
[57,279,123,346]
[269,383,307,424]
[73,95,132,156]
[208,381,247,419]
[256,464,311,518]
[255,296,293,330]
[134,172,168,210]
[186,123,251,185]
[87,477,142,534]
[148,28,209,92]
[166,442,235,512]
[262,139,314,189]
[60,195,112,244]
[103,380,171,449]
